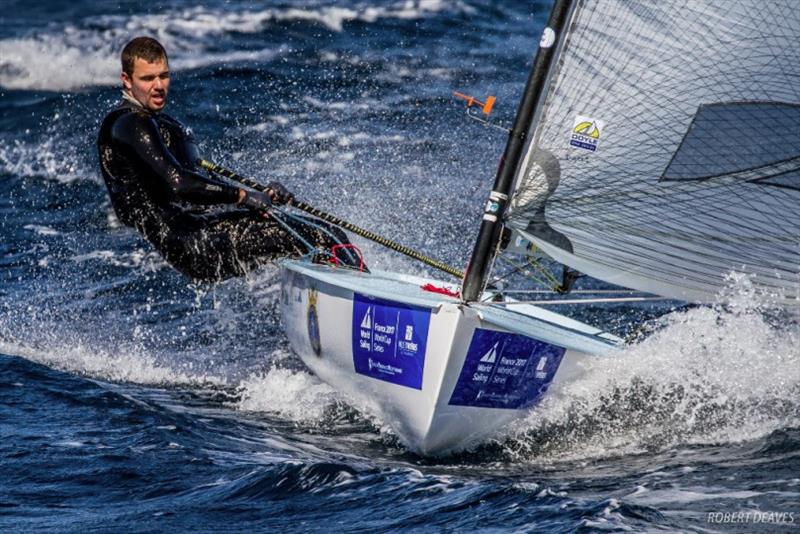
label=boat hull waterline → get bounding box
[280,260,620,455]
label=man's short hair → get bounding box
[121,37,168,76]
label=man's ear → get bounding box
[121,72,132,91]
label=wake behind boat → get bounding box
[277,0,800,455]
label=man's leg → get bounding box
[205,211,359,274]
[159,210,359,281]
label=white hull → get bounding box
[280,260,620,456]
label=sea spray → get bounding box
[505,277,800,461]
[0,1,473,91]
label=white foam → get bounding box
[0,339,223,387]
[0,1,473,91]
[24,224,60,236]
[242,115,293,133]
[174,48,281,71]
[53,440,86,448]
[236,367,343,422]
[629,487,762,505]
[0,135,86,183]
[0,35,118,91]
[302,96,383,111]
[509,279,800,460]
[337,132,406,146]
[70,248,167,271]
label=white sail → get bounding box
[507,0,800,305]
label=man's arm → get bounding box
[111,111,243,205]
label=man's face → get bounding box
[121,57,170,112]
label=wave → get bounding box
[23,224,60,236]
[505,278,800,461]
[0,339,221,387]
[69,248,168,271]
[236,366,340,421]
[0,1,474,91]
[0,132,89,183]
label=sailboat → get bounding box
[279,0,800,455]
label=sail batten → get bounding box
[507,0,800,305]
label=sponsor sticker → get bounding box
[540,27,556,48]
[570,115,605,152]
[449,328,565,409]
[307,288,321,356]
[352,293,431,389]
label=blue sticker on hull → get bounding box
[449,328,566,409]
[352,293,431,389]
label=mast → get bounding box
[461,0,574,302]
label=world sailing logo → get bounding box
[570,115,605,151]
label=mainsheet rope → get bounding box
[199,159,466,280]
[271,207,360,265]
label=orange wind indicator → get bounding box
[453,91,496,116]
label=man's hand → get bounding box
[242,190,273,212]
[266,181,294,205]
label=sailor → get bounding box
[97,36,354,281]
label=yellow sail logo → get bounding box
[573,120,601,139]
[570,115,605,151]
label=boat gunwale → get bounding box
[280,259,622,353]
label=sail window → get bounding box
[661,101,800,190]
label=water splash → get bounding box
[0,339,220,387]
[505,277,800,461]
[236,367,343,422]
[0,133,87,183]
[0,1,474,91]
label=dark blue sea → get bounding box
[1,1,799,531]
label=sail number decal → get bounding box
[449,328,565,409]
[352,293,431,390]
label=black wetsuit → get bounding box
[97,100,350,281]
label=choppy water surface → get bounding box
[1,1,798,531]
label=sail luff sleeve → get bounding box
[461,0,576,302]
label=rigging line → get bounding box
[268,209,319,256]
[482,257,554,304]
[575,226,800,259]
[562,218,798,264]
[495,296,670,305]
[541,175,799,214]
[555,185,764,216]
[272,207,358,265]
[491,254,562,293]
[498,289,655,295]
[499,243,563,285]
[482,237,505,297]
[482,262,530,302]
[547,242,796,293]
[519,185,744,218]
[531,210,800,245]
[526,235,732,286]
[722,173,794,243]
[525,254,563,288]
[199,159,465,279]
[561,240,749,284]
